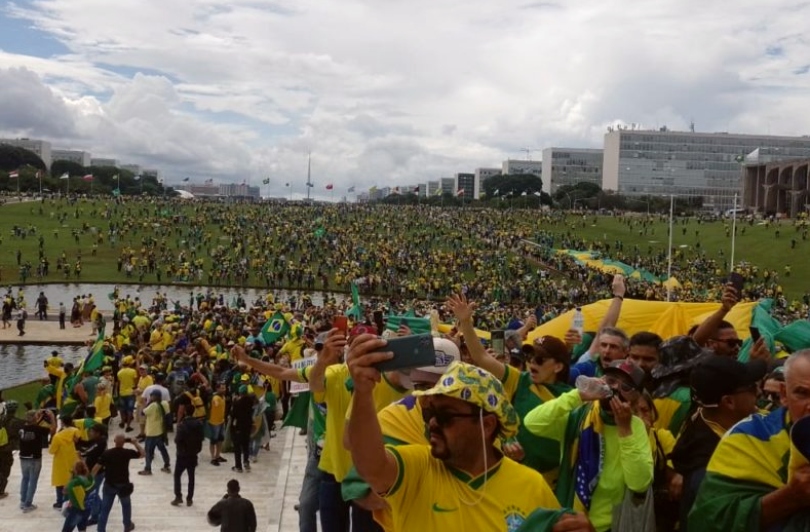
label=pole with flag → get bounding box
[286,182,291,201]
[730,193,738,273]
[306,152,312,201]
[37,170,42,196]
[326,183,334,202]
[667,194,674,302]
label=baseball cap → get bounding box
[604,359,645,391]
[691,356,767,407]
[407,338,461,385]
[522,336,569,364]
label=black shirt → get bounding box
[80,439,108,471]
[207,495,257,532]
[97,447,140,485]
[18,424,50,459]
[670,412,723,476]
[230,395,255,431]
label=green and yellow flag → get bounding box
[261,311,291,344]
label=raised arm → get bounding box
[230,346,304,382]
[691,284,737,347]
[346,334,398,494]
[446,293,505,380]
[587,274,626,354]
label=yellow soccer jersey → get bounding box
[385,445,560,532]
[317,364,353,481]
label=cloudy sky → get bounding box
[1,0,809,197]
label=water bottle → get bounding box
[575,375,612,399]
[572,307,585,335]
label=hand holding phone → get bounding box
[372,334,436,372]
[333,316,348,335]
[728,272,745,294]
[749,327,761,342]
[491,330,505,355]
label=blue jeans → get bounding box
[97,482,132,532]
[318,471,382,532]
[19,458,42,507]
[87,471,104,520]
[144,436,170,472]
[62,505,88,532]
[319,472,349,532]
[298,446,321,532]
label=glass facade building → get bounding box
[542,148,603,192]
[602,129,810,211]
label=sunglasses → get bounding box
[604,375,636,394]
[712,338,743,348]
[531,356,554,365]
[421,407,480,428]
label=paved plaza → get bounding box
[0,423,309,532]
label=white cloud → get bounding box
[1,0,810,194]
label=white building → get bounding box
[440,177,455,195]
[52,149,91,167]
[474,168,500,199]
[602,128,810,211]
[0,138,52,168]
[541,148,603,193]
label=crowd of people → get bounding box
[9,197,810,328]
[0,267,807,531]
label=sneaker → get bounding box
[125,523,135,532]
[125,427,134,433]
[0,493,8,499]
[244,463,251,471]
[138,470,152,476]
[86,518,97,526]
[171,498,183,506]
[216,456,227,463]
[53,502,62,509]
[186,499,193,507]
[231,466,243,473]
[210,459,220,466]
[119,422,125,428]
[161,466,171,474]
[23,504,38,513]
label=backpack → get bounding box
[183,391,206,419]
[157,401,172,436]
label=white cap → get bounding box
[402,338,461,387]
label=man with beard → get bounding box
[525,360,653,532]
[346,334,591,532]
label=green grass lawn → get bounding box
[0,199,806,299]
[548,213,804,295]
[1,380,41,418]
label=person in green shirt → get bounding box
[524,359,654,532]
[62,460,94,531]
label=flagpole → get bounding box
[306,152,312,202]
[667,194,674,302]
[730,193,738,272]
[38,171,42,196]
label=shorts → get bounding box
[208,422,225,443]
[119,395,135,414]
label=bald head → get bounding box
[114,434,126,447]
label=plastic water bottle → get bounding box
[572,307,585,335]
[575,375,612,399]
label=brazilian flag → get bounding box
[345,282,362,319]
[261,311,290,344]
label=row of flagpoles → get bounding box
[4,169,150,195]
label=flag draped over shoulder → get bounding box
[555,403,604,513]
[261,311,291,344]
[687,408,806,531]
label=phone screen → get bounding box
[491,330,505,354]
[728,272,745,294]
[749,327,761,342]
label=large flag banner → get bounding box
[261,311,291,344]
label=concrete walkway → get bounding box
[0,319,99,345]
[0,422,309,532]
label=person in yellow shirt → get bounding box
[138,390,171,475]
[49,417,80,509]
[117,356,138,433]
[134,365,153,440]
[94,380,113,428]
[347,339,583,531]
[207,382,227,466]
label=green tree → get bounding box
[0,145,47,172]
